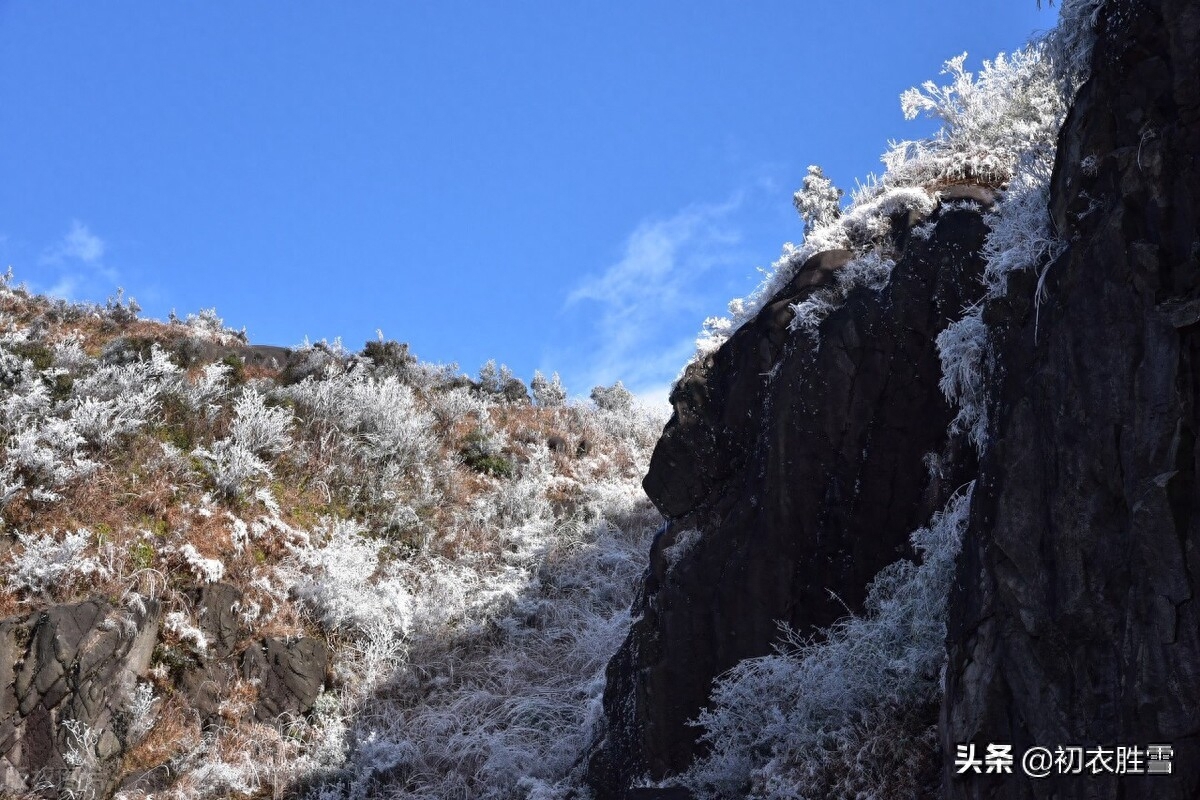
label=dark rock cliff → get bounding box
[943,0,1200,798]
[587,192,991,796]
[591,3,1200,798]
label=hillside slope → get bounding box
[0,285,664,799]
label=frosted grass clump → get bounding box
[677,487,973,799]
[936,308,989,451]
[179,543,226,584]
[164,610,210,654]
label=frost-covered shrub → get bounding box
[285,371,436,475]
[228,388,293,457]
[590,381,634,413]
[936,308,989,450]
[52,335,91,372]
[181,361,232,415]
[125,682,159,741]
[192,440,271,498]
[291,518,414,638]
[430,385,491,426]
[5,419,97,498]
[282,338,350,385]
[477,360,530,403]
[68,344,182,447]
[7,529,108,596]
[1045,0,1106,94]
[179,307,245,344]
[360,337,416,378]
[477,360,507,395]
[530,371,567,408]
[460,426,513,478]
[104,288,141,325]
[678,487,973,799]
[932,42,1069,455]
[792,165,843,236]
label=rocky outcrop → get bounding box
[0,598,160,798]
[242,636,330,722]
[588,194,991,796]
[178,583,330,725]
[0,584,330,798]
[942,1,1200,798]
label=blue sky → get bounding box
[1,1,1053,402]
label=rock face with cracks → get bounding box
[0,585,330,799]
[942,1,1200,797]
[0,599,160,798]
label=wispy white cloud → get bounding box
[41,220,106,265]
[35,220,118,300]
[561,196,748,403]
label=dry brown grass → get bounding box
[119,694,203,783]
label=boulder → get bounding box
[242,636,329,723]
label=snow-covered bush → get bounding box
[285,371,436,475]
[5,419,97,499]
[7,529,109,597]
[430,385,491,426]
[887,48,1062,189]
[178,307,245,344]
[291,518,414,638]
[531,370,567,408]
[936,308,989,450]
[590,381,634,413]
[192,440,271,498]
[227,388,293,457]
[68,344,182,448]
[792,165,843,235]
[181,361,232,414]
